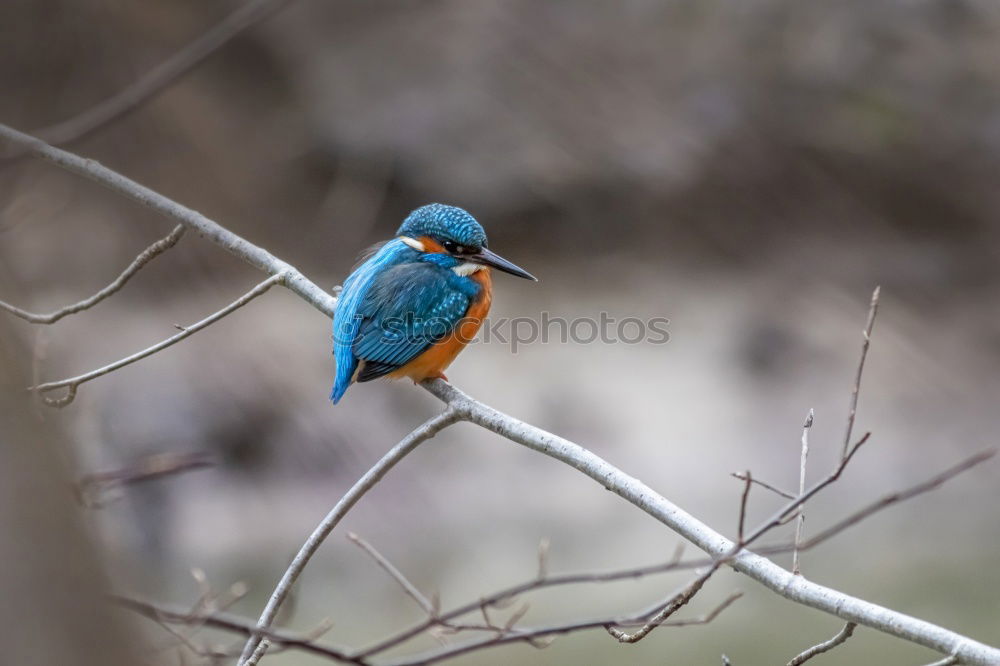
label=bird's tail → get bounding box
[330,374,351,404]
[330,355,358,404]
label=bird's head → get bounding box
[396,204,537,281]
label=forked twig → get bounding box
[239,409,461,665]
[787,622,857,665]
[730,472,795,500]
[0,225,185,324]
[28,274,281,406]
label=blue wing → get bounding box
[331,239,412,403]
[352,263,473,382]
[331,241,478,403]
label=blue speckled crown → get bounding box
[396,203,488,248]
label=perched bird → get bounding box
[331,204,536,403]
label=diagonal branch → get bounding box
[3,121,998,666]
[380,592,742,666]
[730,472,795,500]
[238,408,461,665]
[842,286,879,459]
[28,274,281,407]
[426,379,999,665]
[763,449,996,555]
[31,0,293,147]
[112,595,364,665]
[0,225,185,324]
[0,122,337,318]
[787,622,857,665]
[348,533,438,617]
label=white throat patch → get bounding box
[452,262,484,277]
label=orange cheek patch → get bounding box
[418,236,446,253]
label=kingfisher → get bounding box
[331,203,536,404]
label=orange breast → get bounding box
[390,268,493,382]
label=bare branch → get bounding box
[112,596,364,665]
[348,533,437,617]
[238,408,461,665]
[124,443,989,666]
[28,274,281,407]
[842,286,879,459]
[356,546,712,659]
[922,656,959,666]
[31,0,293,147]
[3,121,997,665]
[0,225,185,324]
[605,566,720,643]
[765,450,996,555]
[793,409,814,575]
[77,451,214,506]
[737,470,752,543]
[730,472,795,499]
[381,592,740,666]
[0,123,337,318]
[787,622,857,666]
[738,433,871,550]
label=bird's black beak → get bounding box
[470,248,537,281]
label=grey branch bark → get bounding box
[2,121,998,666]
[29,274,281,406]
[0,225,184,324]
[842,287,879,459]
[787,622,857,665]
[0,122,336,319]
[238,409,460,665]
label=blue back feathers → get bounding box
[331,205,488,403]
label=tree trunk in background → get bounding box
[0,322,142,666]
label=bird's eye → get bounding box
[442,240,466,254]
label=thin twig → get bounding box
[77,451,214,506]
[921,656,959,666]
[737,470,752,543]
[30,0,293,147]
[842,286,879,460]
[28,274,281,407]
[765,450,996,555]
[793,409,814,575]
[348,533,437,617]
[238,409,461,665]
[112,595,364,664]
[787,622,857,665]
[605,566,721,643]
[382,592,742,666]
[0,225,185,324]
[730,472,795,499]
[0,123,337,317]
[739,433,870,551]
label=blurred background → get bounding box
[1,1,999,664]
